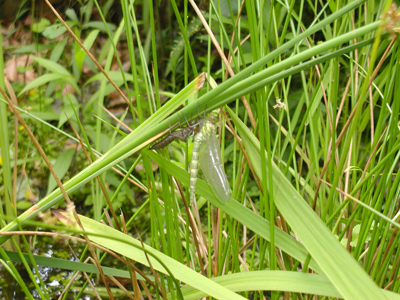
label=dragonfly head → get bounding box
[197,109,219,136]
[208,109,220,124]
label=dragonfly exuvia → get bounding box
[150,120,200,150]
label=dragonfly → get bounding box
[151,109,232,204]
[189,109,232,204]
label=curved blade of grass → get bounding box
[5,251,140,279]
[58,213,246,300]
[19,73,68,95]
[175,270,400,300]
[32,56,71,75]
[85,70,135,85]
[19,57,80,95]
[179,271,341,299]
[226,107,388,300]
[46,148,75,194]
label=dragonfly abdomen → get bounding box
[189,118,212,204]
[189,134,202,203]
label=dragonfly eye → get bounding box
[209,112,219,124]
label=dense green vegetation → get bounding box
[0,0,399,299]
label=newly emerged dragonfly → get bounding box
[151,109,232,204]
[189,109,232,204]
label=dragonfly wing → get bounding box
[198,133,232,203]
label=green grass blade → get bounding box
[176,271,400,300]
[5,251,142,279]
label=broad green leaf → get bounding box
[46,148,76,194]
[19,73,66,95]
[28,111,60,121]
[82,21,116,33]
[31,18,51,33]
[42,23,68,39]
[58,95,80,128]
[75,29,100,73]
[85,71,135,85]
[33,56,71,76]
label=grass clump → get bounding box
[0,1,399,299]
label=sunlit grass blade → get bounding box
[175,271,400,300]
[56,212,246,300]
[5,251,144,279]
